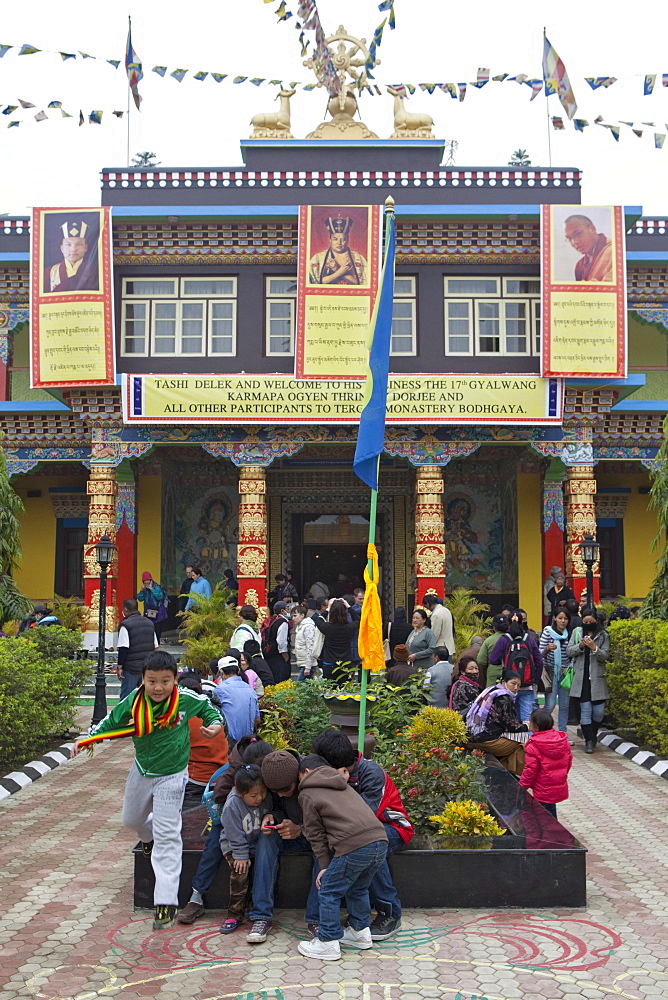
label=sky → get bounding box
[1,0,668,216]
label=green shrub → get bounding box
[262,679,332,753]
[0,637,91,765]
[27,625,83,662]
[52,595,88,631]
[606,619,668,749]
[367,675,426,742]
[178,584,239,673]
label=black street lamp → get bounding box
[579,533,600,610]
[91,534,117,726]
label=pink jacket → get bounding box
[519,729,572,804]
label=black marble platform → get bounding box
[133,767,586,909]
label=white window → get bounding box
[121,277,236,357]
[444,276,539,357]
[391,276,416,355]
[266,277,297,355]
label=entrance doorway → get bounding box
[293,513,381,599]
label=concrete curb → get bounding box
[598,728,668,779]
[0,742,75,801]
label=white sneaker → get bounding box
[341,925,373,950]
[298,937,341,961]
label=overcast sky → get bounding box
[2,0,668,216]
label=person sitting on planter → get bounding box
[296,754,388,962]
[245,750,321,945]
[312,727,413,941]
[422,646,455,707]
[178,736,274,925]
[448,656,481,717]
[566,607,610,754]
[465,668,528,776]
[384,644,418,688]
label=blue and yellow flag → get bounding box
[358,543,385,673]
[125,17,143,110]
[353,210,396,492]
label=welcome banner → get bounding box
[30,206,115,387]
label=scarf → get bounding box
[545,625,566,677]
[448,673,480,709]
[466,683,512,737]
[78,685,180,746]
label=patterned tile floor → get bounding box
[1,729,668,1000]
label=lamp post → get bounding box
[579,533,600,610]
[92,534,117,726]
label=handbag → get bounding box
[145,608,158,620]
[201,763,229,824]
[560,665,574,691]
[383,622,391,662]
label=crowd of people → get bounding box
[66,559,630,959]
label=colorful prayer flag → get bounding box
[48,101,62,109]
[89,110,103,124]
[60,52,76,61]
[152,66,167,77]
[19,44,40,55]
[644,75,656,95]
[492,73,508,82]
[34,111,47,122]
[18,99,35,109]
[0,45,12,58]
[125,17,143,110]
[353,210,396,492]
[79,110,84,126]
[655,133,666,148]
[250,78,265,86]
[551,116,564,130]
[663,75,668,87]
[543,36,577,119]
[573,119,589,131]
[107,59,120,69]
[79,51,94,59]
[471,67,489,89]
[193,71,208,81]
[233,76,248,84]
[2,106,18,115]
[528,79,543,100]
[585,76,617,90]
[7,121,19,128]
[458,83,467,101]
[170,68,188,82]
[113,110,124,118]
[211,73,227,83]
[632,129,643,138]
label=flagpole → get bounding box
[356,196,395,754]
[126,16,131,166]
[543,27,552,167]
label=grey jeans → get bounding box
[121,763,188,906]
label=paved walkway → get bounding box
[1,727,668,1000]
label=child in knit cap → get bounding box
[296,753,388,962]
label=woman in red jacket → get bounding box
[519,708,572,818]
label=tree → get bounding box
[508,149,531,166]
[444,139,459,166]
[0,440,31,626]
[639,417,668,618]
[131,151,160,167]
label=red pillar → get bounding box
[115,476,137,616]
[542,476,566,606]
[237,466,268,615]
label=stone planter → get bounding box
[322,692,377,757]
[134,767,587,910]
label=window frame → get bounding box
[391,275,417,356]
[444,297,473,356]
[265,275,297,357]
[445,276,500,297]
[121,299,150,358]
[503,277,541,297]
[120,276,238,358]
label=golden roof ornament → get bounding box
[305,26,379,140]
[387,85,435,139]
[250,87,296,139]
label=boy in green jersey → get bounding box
[73,650,223,929]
